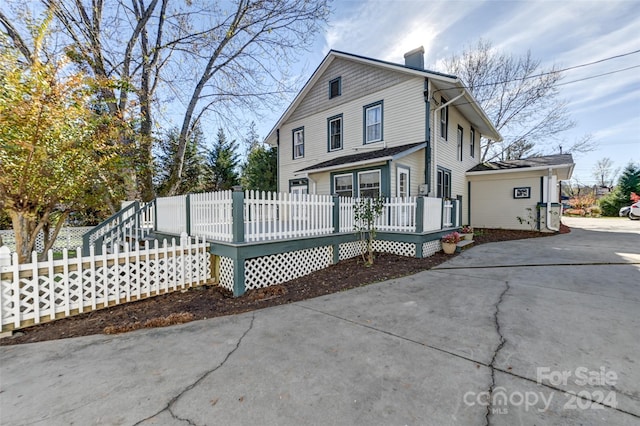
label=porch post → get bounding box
[415,196,424,233]
[185,194,191,236]
[232,186,245,243]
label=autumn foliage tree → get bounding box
[0,20,126,262]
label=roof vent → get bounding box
[404,46,425,70]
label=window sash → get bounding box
[334,174,353,197]
[470,128,476,157]
[365,104,382,143]
[437,169,451,198]
[440,100,448,139]
[358,170,381,198]
[329,117,342,151]
[457,126,463,161]
[293,129,304,158]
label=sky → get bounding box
[256,0,640,187]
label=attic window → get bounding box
[329,77,341,99]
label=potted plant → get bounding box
[441,232,461,254]
[460,225,474,240]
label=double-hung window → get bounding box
[358,170,381,198]
[470,128,476,158]
[457,126,463,161]
[293,127,304,159]
[328,115,343,151]
[437,167,451,199]
[364,102,383,144]
[440,98,448,140]
[334,174,353,197]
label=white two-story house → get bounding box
[265,47,502,222]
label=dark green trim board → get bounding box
[185,194,191,235]
[276,129,280,192]
[467,181,471,225]
[540,176,544,203]
[232,189,244,243]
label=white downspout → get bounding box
[430,91,465,196]
[546,168,559,231]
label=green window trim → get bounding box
[327,114,344,152]
[292,127,304,159]
[330,163,391,198]
[363,100,383,144]
[329,77,342,99]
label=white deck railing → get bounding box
[152,191,456,243]
[190,191,233,241]
[244,191,334,241]
[156,195,187,235]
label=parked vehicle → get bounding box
[629,201,640,220]
[619,206,631,217]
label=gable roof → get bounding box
[467,154,575,179]
[265,49,502,145]
[296,142,426,174]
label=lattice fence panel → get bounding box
[372,240,416,257]
[0,238,210,331]
[244,246,332,290]
[218,256,235,292]
[422,240,442,257]
[339,241,366,261]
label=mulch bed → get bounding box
[0,225,569,346]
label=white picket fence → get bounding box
[338,197,418,233]
[245,191,334,241]
[191,191,233,241]
[0,237,211,331]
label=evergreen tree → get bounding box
[598,163,640,216]
[155,125,207,196]
[240,124,277,192]
[204,128,240,191]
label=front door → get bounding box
[290,185,308,222]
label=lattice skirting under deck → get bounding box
[339,240,416,260]
[244,246,333,290]
[218,256,235,292]
[422,240,442,257]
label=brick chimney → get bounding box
[404,46,425,70]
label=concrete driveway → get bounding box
[1,217,639,425]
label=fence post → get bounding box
[0,246,10,267]
[332,195,340,234]
[456,195,463,227]
[232,186,245,243]
[416,196,424,234]
[153,199,158,232]
[185,194,191,236]
[441,199,445,229]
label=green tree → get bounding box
[241,124,277,192]
[0,17,126,262]
[204,128,240,191]
[598,163,640,216]
[155,125,207,196]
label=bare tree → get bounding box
[592,157,619,187]
[440,39,592,161]
[1,0,329,200]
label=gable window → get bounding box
[293,127,304,159]
[437,167,451,199]
[470,128,476,158]
[358,170,381,198]
[329,77,341,99]
[334,174,353,197]
[457,125,464,161]
[364,101,383,144]
[440,98,448,140]
[328,115,343,151]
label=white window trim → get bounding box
[364,103,382,144]
[357,170,381,198]
[333,173,354,197]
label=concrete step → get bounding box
[455,240,474,253]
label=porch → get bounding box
[83,188,462,296]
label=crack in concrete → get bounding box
[484,280,509,426]
[299,299,640,419]
[434,261,640,270]
[133,313,256,426]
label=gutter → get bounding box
[546,167,559,231]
